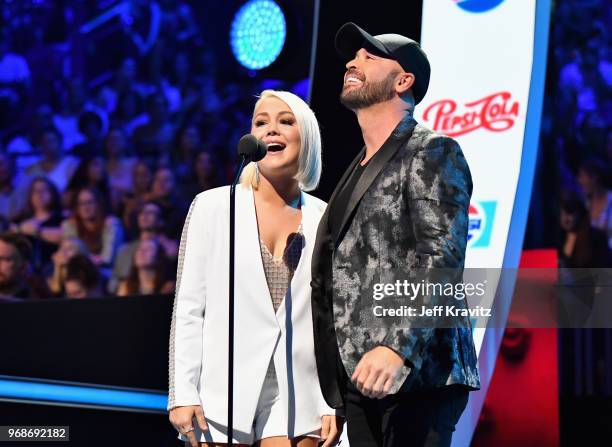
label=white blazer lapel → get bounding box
[234,184,279,327]
[275,191,318,322]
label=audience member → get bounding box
[559,189,612,268]
[46,237,89,296]
[61,187,123,268]
[64,156,112,211]
[0,232,49,299]
[111,90,148,137]
[105,127,137,208]
[116,238,174,296]
[172,123,202,179]
[11,177,63,271]
[0,152,27,220]
[119,159,154,237]
[25,126,79,193]
[576,158,612,248]
[0,28,31,136]
[180,149,222,199]
[145,166,188,239]
[71,111,105,158]
[132,92,174,162]
[64,254,105,299]
[109,200,177,294]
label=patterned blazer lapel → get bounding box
[312,147,365,266]
[335,118,417,245]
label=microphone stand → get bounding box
[228,155,247,447]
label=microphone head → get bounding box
[237,134,267,162]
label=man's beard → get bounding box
[340,71,398,110]
[0,273,15,289]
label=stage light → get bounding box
[0,376,167,412]
[230,0,287,70]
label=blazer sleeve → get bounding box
[167,195,207,411]
[382,135,473,372]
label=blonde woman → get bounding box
[168,90,343,447]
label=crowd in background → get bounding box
[0,0,610,301]
[0,1,303,300]
[532,0,612,268]
[539,0,612,399]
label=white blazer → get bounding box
[168,184,336,438]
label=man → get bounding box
[0,232,47,299]
[311,23,480,447]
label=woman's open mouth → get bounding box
[266,143,286,154]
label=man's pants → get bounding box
[345,380,469,447]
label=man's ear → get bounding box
[396,72,415,94]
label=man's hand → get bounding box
[351,346,405,399]
[169,405,208,447]
[320,414,344,447]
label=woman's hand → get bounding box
[320,414,344,447]
[169,405,208,447]
[89,254,104,266]
[19,219,41,236]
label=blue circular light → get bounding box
[230,0,287,70]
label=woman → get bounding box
[116,238,175,296]
[61,187,123,268]
[64,156,112,212]
[119,159,154,237]
[25,126,79,193]
[0,152,26,222]
[63,253,105,299]
[46,236,89,296]
[179,149,223,199]
[168,90,342,447]
[144,166,189,239]
[559,189,612,268]
[105,127,137,210]
[576,158,612,249]
[173,124,204,181]
[11,177,64,272]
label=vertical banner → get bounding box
[414,1,550,446]
[415,0,535,269]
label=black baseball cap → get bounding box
[335,22,431,104]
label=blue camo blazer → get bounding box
[311,117,481,408]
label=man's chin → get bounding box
[340,93,366,111]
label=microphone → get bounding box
[237,134,267,162]
[227,134,266,447]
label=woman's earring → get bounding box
[255,163,260,185]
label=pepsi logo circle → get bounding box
[468,201,497,248]
[468,203,486,246]
[453,0,505,13]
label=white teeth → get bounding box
[346,77,363,84]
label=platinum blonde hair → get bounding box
[240,89,322,191]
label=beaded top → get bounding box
[259,223,304,312]
[259,223,304,378]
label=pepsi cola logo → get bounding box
[422,91,519,137]
[468,203,486,245]
[453,0,505,13]
[468,201,497,248]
